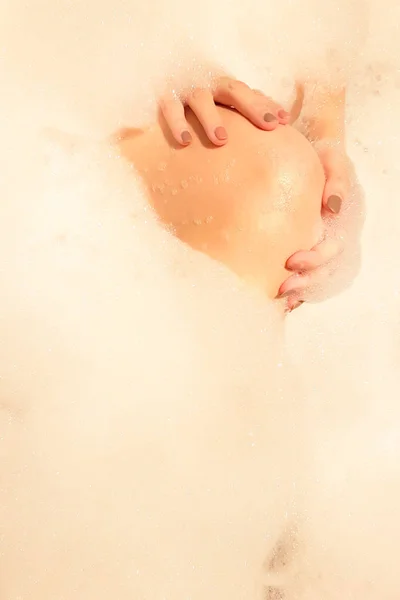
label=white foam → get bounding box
[287,63,400,597]
[0,0,399,597]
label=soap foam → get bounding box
[0,0,399,598]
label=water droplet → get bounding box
[190,174,203,185]
[180,179,188,189]
[151,183,165,194]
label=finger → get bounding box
[277,108,291,125]
[283,263,331,309]
[159,94,192,146]
[321,163,351,216]
[295,264,333,303]
[253,90,291,125]
[286,299,305,313]
[286,238,344,271]
[213,79,283,131]
[277,273,312,298]
[188,89,228,146]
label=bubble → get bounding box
[1,0,400,598]
[151,182,165,193]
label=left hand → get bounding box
[278,143,362,312]
[159,77,291,147]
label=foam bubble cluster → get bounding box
[0,0,399,598]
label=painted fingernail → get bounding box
[290,300,304,311]
[288,262,306,272]
[181,130,192,145]
[285,300,304,314]
[264,113,277,123]
[279,290,295,299]
[215,126,228,141]
[278,109,290,119]
[327,194,342,214]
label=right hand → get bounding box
[159,77,290,147]
[279,145,365,312]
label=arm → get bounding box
[294,83,345,145]
[279,83,358,310]
[159,77,290,147]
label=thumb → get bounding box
[322,173,347,215]
[320,152,351,215]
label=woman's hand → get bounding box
[278,143,364,312]
[159,77,290,147]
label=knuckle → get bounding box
[189,87,209,102]
[158,96,169,112]
[333,171,350,185]
[262,99,280,114]
[159,95,181,114]
[227,79,249,94]
[262,95,277,108]
[328,177,350,197]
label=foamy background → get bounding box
[0,0,399,598]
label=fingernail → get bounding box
[264,113,277,123]
[287,262,306,272]
[278,274,304,297]
[291,300,304,311]
[327,194,342,214]
[285,301,304,314]
[215,126,228,141]
[181,130,192,145]
[278,290,294,299]
[278,109,290,119]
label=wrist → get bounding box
[313,137,344,154]
[310,119,345,145]
[305,111,345,145]
[300,86,346,144]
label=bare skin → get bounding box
[159,78,353,310]
[119,106,325,299]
